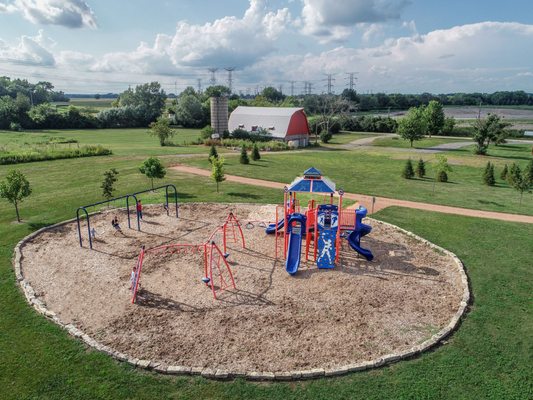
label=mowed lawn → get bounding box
[0,163,531,399]
[0,128,206,156]
[372,136,471,149]
[182,146,533,216]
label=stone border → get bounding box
[13,212,470,381]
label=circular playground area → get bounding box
[18,202,468,377]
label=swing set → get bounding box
[130,212,245,303]
[76,184,178,249]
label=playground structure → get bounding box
[131,212,244,303]
[19,202,467,376]
[266,167,374,275]
[76,184,178,249]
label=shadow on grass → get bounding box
[478,199,505,207]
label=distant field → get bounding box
[0,128,205,156]
[444,105,533,120]
[69,98,115,109]
[372,136,470,149]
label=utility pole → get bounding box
[324,74,335,95]
[290,81,295,97]
[208,68,218,86]
[225,67,235,93]
[345,72,358,91]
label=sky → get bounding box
[0,0,532,94]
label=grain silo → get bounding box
[210,96,229,135]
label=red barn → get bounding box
[228,106,310,147]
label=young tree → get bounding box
[424,100,445,137]
[149,116,174,146]
[434,155,452,188]
[525,159,533,185]
[139,157,166,189]
[210,156,225,193]
[251,143,261,161]
[208,143,218,163]
[507,163,520,186]
[397,106,426,147]
[483,162,495,186]
[0,169,32,222]
[416,158,426,178]
[101,168,119,200]
[402,159,415,179]
[500,164,508,180]
[441,116,456,136]
[472,113,511,155]
[239,144,249,165]
[509,165,531,206]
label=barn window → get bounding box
[238,124,245,129]
[268,126,275,130]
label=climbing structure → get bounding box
[130,212,244,303]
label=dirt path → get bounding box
[171,165,533,224]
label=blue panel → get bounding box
[303,167,322,177]
[316,207,339,269]
[288,179,311,192]
[312,180,335,193]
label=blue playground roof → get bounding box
[288,168,336,193]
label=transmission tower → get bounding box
[278,84,283,94]
[225,67,235,93]
[290,81,295,96]
[196,78,202,93]
[345,72,358,91]
[324,74,335,94]
[208,68,218,86]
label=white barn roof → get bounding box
[228,106,305,139]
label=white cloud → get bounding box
[0,0,96,28]
[0,29,55,65]
[87,0,291,75]
[245,21,533,92]
[300,0,408,42]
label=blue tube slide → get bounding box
[345,207,374,261]
[285,213,306,275]
[265,218,284,234]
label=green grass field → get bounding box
[69,98,115,109]
[182,146,533,216]
[372,136,471,149]
[0,127,532,399]
[324,131,381,145]
[0,128,206,156]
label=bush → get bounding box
[416,158,426,178]
[208,144,218,163]
[483,162,495,186]
[200,125,214,139]
[0,145,112,165]
[402,159,415,179]
[9,122,22,131]
[251,143,261,161]
[206,138,289,151]
[320,130,332,143]
[500,164,508,180]
[437,170,448,182]
[239,145,250,164]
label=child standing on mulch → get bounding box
[136,200,143,220]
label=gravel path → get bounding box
[171,165,533,224]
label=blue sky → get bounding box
[0,0,532,94]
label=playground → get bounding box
[18,173,466,375]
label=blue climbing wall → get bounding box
[316,205,338,269]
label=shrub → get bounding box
[251,143,261,161]
[200,125,214,139]
[500,164,508,180]
[437,170,448,182]
[239,145,249,164]
[483,162,495,186]
[402,159,415,179]
[320,130,332,143]
[416,158,426,178]
[0,145,112,165]
[208,144,218,163]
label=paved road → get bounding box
[171,165,533,224]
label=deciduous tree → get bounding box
[139,157,166,189]
[0,169,32,222]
